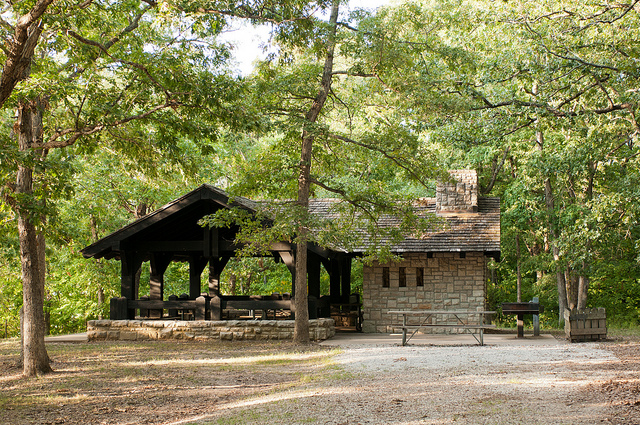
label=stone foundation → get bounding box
[362,252,488,333]
[87,318,335,342]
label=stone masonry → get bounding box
[436,169,478,213]
[362,252,488,333]
[87,318,335,342]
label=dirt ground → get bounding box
[595,341,640,424]
[0,335,639,425]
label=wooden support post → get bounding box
[308,296,318,319]
[279,251,296,296]
[532,296,540,337]
[149,253,172,318]
[402,314,407,346]
[517,313,524,338]
[340,256,352,303]
[120,250,142,319]
[208,257,229,297]
[308,252,321,299]
[110,297,128,320]
[203,227,219,258]
[195,296,206,321]
[327,259,341,304]
[168,294,178,318]
[189,256,209,299]
[210,296,222,320]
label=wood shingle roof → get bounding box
[308,197,500,254]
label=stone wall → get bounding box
[362,252,488,333]
[87,318,335,342]
[436,169,478,213]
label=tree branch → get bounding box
[0,0,54,108]
[328,133,430,187]
[41,100,181,149]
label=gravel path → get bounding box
[198,341,622,424]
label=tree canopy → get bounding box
[0,0,639,371]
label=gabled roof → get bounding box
[308,197,500,254]
[82,184,501,261]
[81,184,257,260]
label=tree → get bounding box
[0,0,250,376]
[380,0,640,322]
[200,0,455,342]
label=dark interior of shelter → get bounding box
[81,184,363,331]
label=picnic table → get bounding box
[388,310,496,346]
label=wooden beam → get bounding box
[203,228,219,258]
[307,243,333,260]
[135,240,203,252]
[189,256,209,299]
[208,257,229,297]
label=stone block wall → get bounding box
[87,318,335,342]
[362,252,488,333]
[436,169,478,213]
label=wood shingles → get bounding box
[82,183,500,260]
[308,197,500,255]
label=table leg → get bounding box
[517,313,524,338]
[402,314,407,346]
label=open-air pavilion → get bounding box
[81,184,357,325]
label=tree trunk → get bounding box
[577,274,589,310]
[515,233,522,302]
[566,270,578,310]
[293,0,340,344]
[536,126,568,322]
[16,97,52,376]
[229,274,237,295]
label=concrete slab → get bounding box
[320,332,565,347]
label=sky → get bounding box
[220,0,393,75]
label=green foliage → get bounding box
[2,0,639,335]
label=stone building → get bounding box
[359,170,500,332]
[82,169,499,336]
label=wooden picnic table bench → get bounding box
[388,310,496,346]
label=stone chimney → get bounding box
[436,170,478,214]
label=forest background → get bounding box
[0,0,639,339]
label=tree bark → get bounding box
[16,96,52,376]
[0,0,52,108]
[293,0,340,344]
[515,233,522,302]
[536,127,568,321]
[577,274,589,310]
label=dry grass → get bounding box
[2,331,640,424]
[0,339,338,425]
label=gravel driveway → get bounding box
[324,342,617,424]
[181,335,626,424]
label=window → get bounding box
[416,267,424,287]
[399,267,406,287]
[382,267,390,288]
